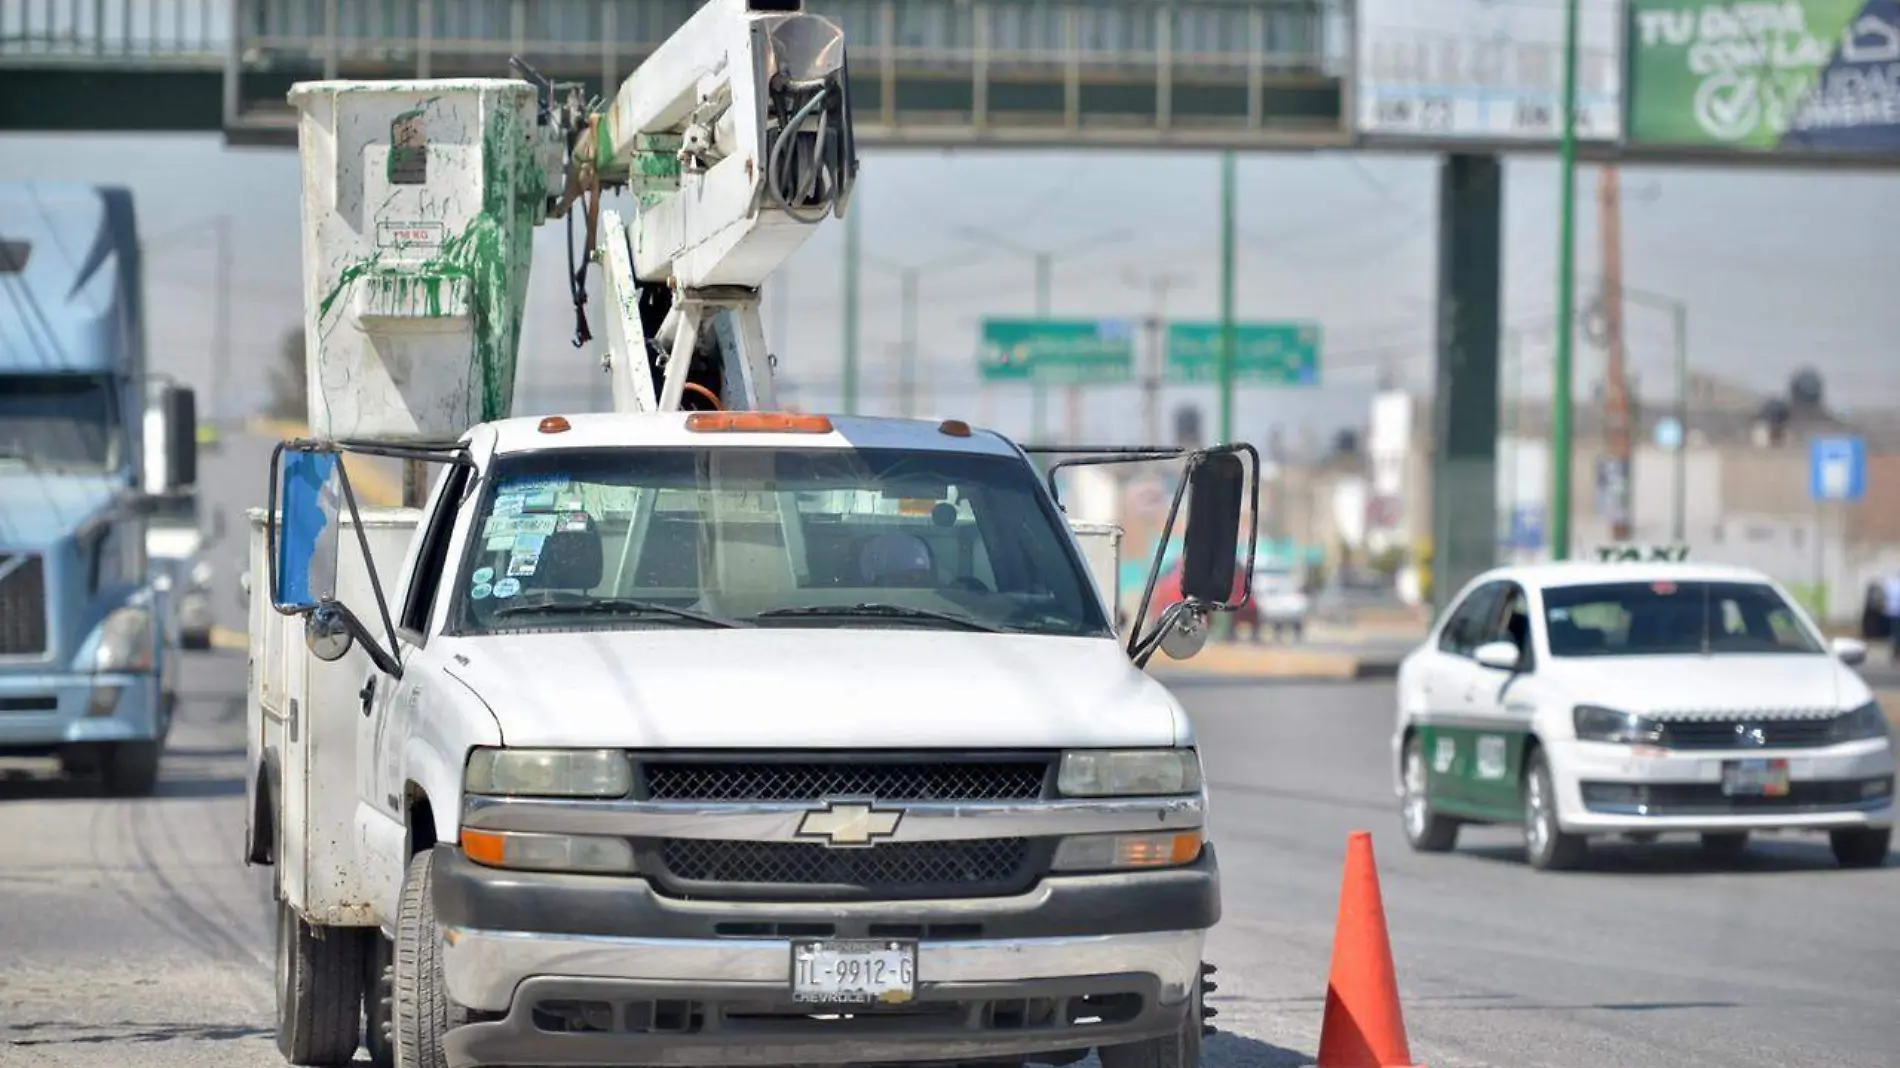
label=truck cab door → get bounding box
[356,462,471,906]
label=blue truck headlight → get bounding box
[94,607,156,673]
[1573,705,1664,745]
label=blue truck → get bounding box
[0,181,198,795]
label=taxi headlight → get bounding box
[1573,705,1664,746]
[1833,701,1890,743]
[1058,749,1202,797]
[94,606,155,673]
[465,748,633,798]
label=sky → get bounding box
[1,130,1893,453]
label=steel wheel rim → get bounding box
[1403,747,1429,838]
[1526,768,1551,856]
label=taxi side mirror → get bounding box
[1474,640,1522,672]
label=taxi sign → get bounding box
[1592,543,1689,563]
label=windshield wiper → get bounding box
[748,603,1002,633]
[491,598,744,628]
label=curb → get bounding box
[244,418,404,509]
[209,625,248,652]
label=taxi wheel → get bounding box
[1829,827,1891,869]
[1400,735,1459,852]
[1522,751,1587,872]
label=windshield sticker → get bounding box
[483,534,515,553]
[558,512,591,533]
[1549,607,1571,622]
[472,566,494,585]
[507,548,541,577]
[1652,581,1678,595]
[499,475,570,495]
[513,532,547,554]
[522,489,557,512]
[470,582,493,601]
[483,514,557,539]
[492,577,520,598]
[492,494,524,518]
[555,491,584,512]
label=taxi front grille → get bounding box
[651,838,1038,901]
[640,758,1052,803]
[0,553,48,656]
[1655,716,1840,750]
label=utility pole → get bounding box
[954,225,1132,445]
[1672,303,1688,541]
[1218,151,1238,445]
[1125,268,1191,446]
[1034,251,1052,443]
[1598,166,1632,541]
[842,198,861,414]
[1550,0,1582,561]
[211,215,231,428]
[899,267,919,418]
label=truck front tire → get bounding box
[102,741,161,797]
[395,850,468,1068]
[274,896,367,1066]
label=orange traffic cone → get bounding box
[1314,831,1423,1068]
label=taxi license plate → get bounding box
[1721,758,1790,798]
[791,940,917,1006]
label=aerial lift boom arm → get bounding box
[535,0,857,416]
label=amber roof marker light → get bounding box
[686,412,835,434]
[538,416,572,434]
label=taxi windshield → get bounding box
[450,444,1109,638]
[1542,580,1825,658]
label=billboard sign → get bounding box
[1355,0,1625,142]
[1627,1,1900,153]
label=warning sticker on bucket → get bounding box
[376,221,444,251]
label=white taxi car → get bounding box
[1392,559,1894,870]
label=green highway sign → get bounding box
[978,319,1136,384]
[1166,322,1320,385]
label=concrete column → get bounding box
[1430,154,1503,616]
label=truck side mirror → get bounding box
[1179,452,1245,603]
[272,449,343,613]
[162,385,199,491]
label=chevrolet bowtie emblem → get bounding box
[796,801,902,848]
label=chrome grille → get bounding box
[655,838,1035,900]
[641,759,1051,802]
[0,553,48,656]
[1655,714,1842,750]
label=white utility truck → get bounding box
[247,3,1257,1067]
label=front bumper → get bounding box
[0,670,163,751]
[433,843,1218,1067]
[1559,739,1896,833]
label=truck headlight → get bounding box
[464,747,633,798]
[1833,701,1890,743]
[1573,705,1664,746]
[1057,749,1202,797]
[1052,830,1204,872]
[94,607,155,673]
[460,828,636,874]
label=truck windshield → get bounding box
[0,374,115,471]
[452,445,1111,638]
[1543,580,1825,658]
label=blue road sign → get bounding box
[1808,435,1866,503]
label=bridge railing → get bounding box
[4,0,1347,79]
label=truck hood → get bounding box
[436,628,1184,750]
[1541,653,1869,714]
[0,471,123,548]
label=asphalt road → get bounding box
[2,431,1896,1067]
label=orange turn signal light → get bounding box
[538,416,572,434]
[461,828,508,866]
[686,412,834,434]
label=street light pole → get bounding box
[1125,268,1192,447]
[1551,0,1582,560]
[1218,151,1238,445]
[953,225,1133,445]
[1672,302,1688,541]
